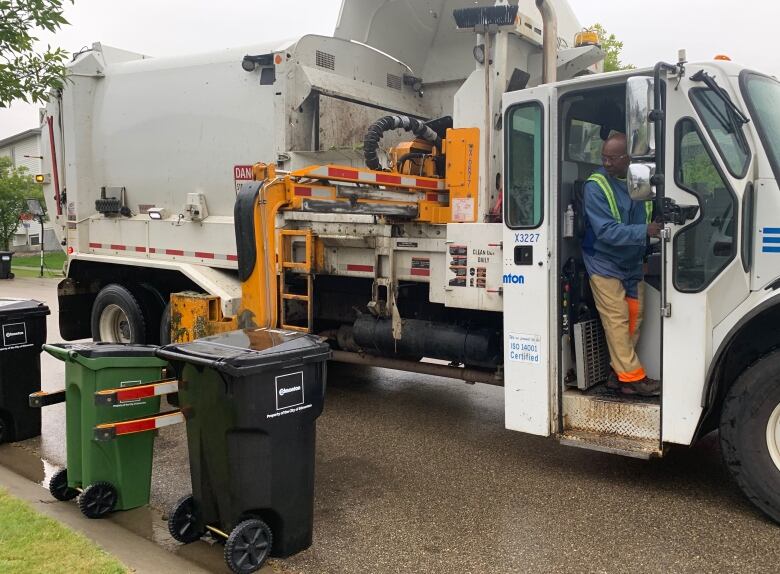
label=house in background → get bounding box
[0,128,41,173]
[0,128,60,253]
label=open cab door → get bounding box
[502,86,555,436]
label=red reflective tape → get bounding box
[194,252,215,259]
[376,173,402,185]
[227,254,238,261]
[109,244,126,251]
[416,178,438,189]
[328,167,359,179]
[426,193,438,202]
[149,248,157,254]
[410,268,430,277]
[89,242,101,248]
[165,249,184,256]
[346,264,373,273]
[116,386,155,402]
[294,186,312,196]
[115,418,156,436]
[135,246,147,253]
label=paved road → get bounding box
[1,277,777,573]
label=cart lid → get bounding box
[0,298,50,319]
[44,342,160,358]
[156,328,331,376]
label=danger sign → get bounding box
[234,165,254,180]
[234,165,254,193]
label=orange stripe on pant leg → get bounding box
[626,296,640,337]
[618,366,646,383]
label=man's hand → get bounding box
[647,221,662,238]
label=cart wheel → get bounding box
[224,519,273,574]
[78,482,117,519]
[168,495,205,544]
[0,412,10,444]
[49,468,78,501]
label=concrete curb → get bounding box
[0,464,213,574]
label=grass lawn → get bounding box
[9,250,66,278]
[0,488,127,574]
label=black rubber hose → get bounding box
[395,152,427,172]
[363,115,441,171]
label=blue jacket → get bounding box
[582,168,649,294]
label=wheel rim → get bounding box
[53,474,67,496]
[232,526,270,570]
[766,401,780,472]
[99,304,132,343]
[175,501,197,539]
[86,487,116,515]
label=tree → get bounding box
[587,23,635,73]
[0,0,72,107]
[0,157,40,250]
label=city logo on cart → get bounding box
[2,322,27,347]
[275,371,305,410]
[502,274,526,285]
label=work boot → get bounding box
[605,371,619,390]
[619,377,661,397]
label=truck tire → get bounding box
[720,349,780,523]
[131,285,165,345]
[160,302,171,345]
[91,284,147,344]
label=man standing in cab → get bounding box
[582,132,662,397]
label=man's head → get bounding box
[601,132,630,179]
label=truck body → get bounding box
[41,0,594,343]
[41,0,780,524]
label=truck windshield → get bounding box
[741,72,780,181]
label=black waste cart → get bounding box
[0,251,13,280]
[157,328,330,574]
[0,298,49,442]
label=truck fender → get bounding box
[696,287,780,440]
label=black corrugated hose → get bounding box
[363,115,441,171]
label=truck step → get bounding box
[559,430,662,460]
[562,388,660,442]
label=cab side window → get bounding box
[505,103,543,228]
[674,119,738,292]
[690,88,750,178]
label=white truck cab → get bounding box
[502,57,780,521]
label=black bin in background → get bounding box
[158,328,330,560]
[0,251,13,280]
[0,298,50,442]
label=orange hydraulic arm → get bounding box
[235,126,480,331]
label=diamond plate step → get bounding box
[559,430,663,460]
[561,388,661,457]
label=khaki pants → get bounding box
[589,275,646,382]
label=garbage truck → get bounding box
[41,0,780,524]
[40,0,597,345]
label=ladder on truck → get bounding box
[279,229,314,332]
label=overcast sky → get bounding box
[1,0,777,140]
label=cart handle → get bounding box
[29,389,66,408]
[94,379,179,406]
[93,410,184,442]
[42,344,77,362]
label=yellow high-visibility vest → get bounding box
[587,173,652,224]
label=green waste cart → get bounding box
[34,343,169,519]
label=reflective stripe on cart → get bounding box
[93,410,185,442]
[94,379,179,406]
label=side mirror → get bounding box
[626,76,655,159]
[627,163,656,201]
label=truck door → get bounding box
[659,70,752,444]
[501,87,555,436]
